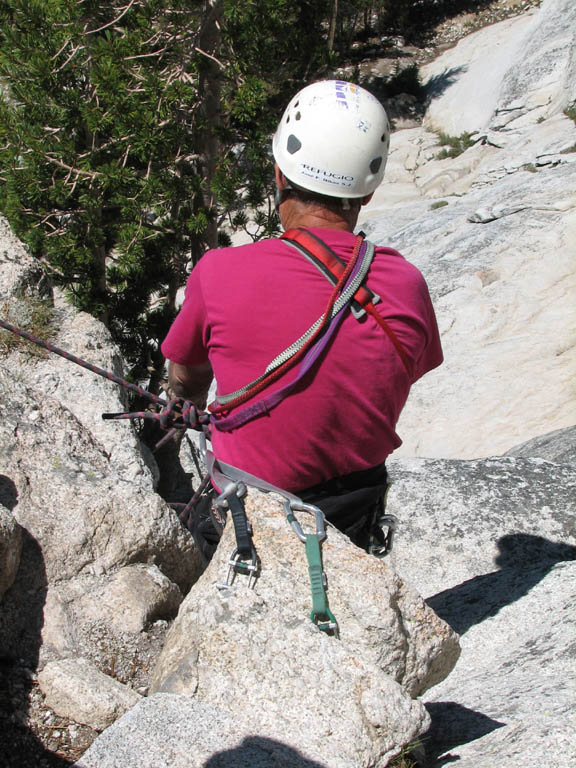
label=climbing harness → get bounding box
[201,228,406,568]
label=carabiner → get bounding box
[369,514,398,558]
[283,499,326,543]
[311,608,339,636]
[215,480,247,509]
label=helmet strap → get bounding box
[274,184,294,213]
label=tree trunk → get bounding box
[94,242,109,327]
[195,0,224,257]
[328,0,338,52]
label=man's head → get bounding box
[272,80,390,224]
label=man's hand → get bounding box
[167,361,214,409]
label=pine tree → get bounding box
[0,0,223,385]
[0,0,333,385]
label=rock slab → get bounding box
[383,453,576,766]
[425,562,576,768]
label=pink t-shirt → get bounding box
[162,228,442,491]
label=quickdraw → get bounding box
[202,437,337,634]
[214,480,260,588]
[284,499,338,636]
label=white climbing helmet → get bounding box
[273,80,390,199]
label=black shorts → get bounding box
[296,463,388,551]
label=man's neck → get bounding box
[279,200,357,232]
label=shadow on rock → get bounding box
[0,474,18,510]
[423,701,505,766]
[425,66,468,100]
[0,477,72,767]
[202,736,329,767]
[427,534,576,635]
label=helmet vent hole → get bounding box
[295,111,301,121]
[294,101,299,108]
[381,133,387,142]
[370,157,383,174]
[287,134,302,155]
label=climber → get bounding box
[161,80,443,553]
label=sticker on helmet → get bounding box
[300,163,355,187]
[357,119,372,133]
[335,81,349,110]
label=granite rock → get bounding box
[147,488,459,767]
[38,657,142,731]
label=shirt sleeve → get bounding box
[161,264,210,366]
[380,256,443,385]
[412,281,443,383]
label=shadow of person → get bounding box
[202,735,329,767]
[426,533,576,635]
[422,702,506,766]
[0,475,72,767]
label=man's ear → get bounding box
[274,164,287,189]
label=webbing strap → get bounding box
[209,238,372,432]
[282,228,377,315]
[213,236,374,408]
[203,438,300,502]
[281,228,414,379]
[227,493,252,558]
[305,534,337,634]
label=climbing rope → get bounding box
[0,318,211,448]
[210,232,368,415]
[0,318,162,406]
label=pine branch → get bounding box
[85,0,138,35]
[43,154,102,179]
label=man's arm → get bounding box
[167,360,214,409]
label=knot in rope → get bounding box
[156,397,207,432]
[102,397,212,450]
